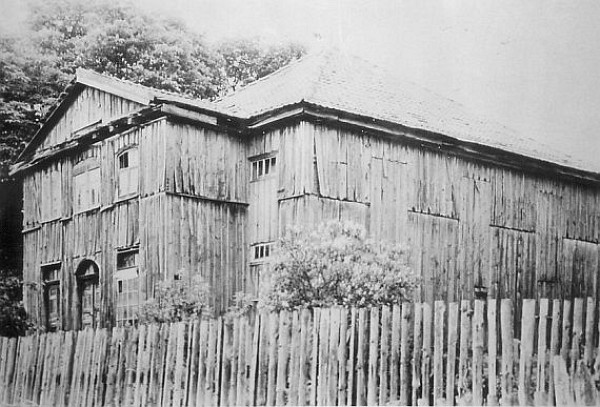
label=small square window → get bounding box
[117,250,138,269]
[250,154,278,181]
[42,264,60,282]
[252,242,274,260]
[119,152,129,169]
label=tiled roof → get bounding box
[216,49,595,172]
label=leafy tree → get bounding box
[78,7,225,99]
[217,38,306,92]
[28,0,225,99]
[0,179,21,269]
[0,36,67,166]
[0,0,307,167]
[262,221,418,310]
[0,270,31,337]
[137,274,212,324]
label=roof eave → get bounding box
[75,69,153,105]
[9,102,236,177]
[16,69,158,163]
[246,101,600,185]
[10,105,165,177]
[15,81,83,162]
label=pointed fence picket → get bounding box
[0,297,599,406]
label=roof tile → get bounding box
[216,49,596,172]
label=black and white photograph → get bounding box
[1,0,600,405]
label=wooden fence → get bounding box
[0,298,599,406]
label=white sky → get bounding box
[3,0,600,169]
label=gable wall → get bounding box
[36,86,144,153]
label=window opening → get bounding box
[251,155,277,181]
[42,264,61,332]
[115,249,140,326]
[117,147,139,198]
[76,260,99,329]
[252,242,274,261]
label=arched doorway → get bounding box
[76,260,100,329]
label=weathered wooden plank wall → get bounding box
[23,119,166,329]
[165,122,247,203]
[281,121,600,306]
[1,298,600,406]
[161,195,246,313]
[21,97,600,328]
[37,87,143,153]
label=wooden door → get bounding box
[77,261,100,329]
[80,279,99,328]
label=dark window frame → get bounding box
[41,263,61,332]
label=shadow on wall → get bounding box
[0,165,22,272]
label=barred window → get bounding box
[251,242,275,261]
[251,155,277,181]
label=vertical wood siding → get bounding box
[278,122,317,199]
[21,91,600,328]
[159,195,246,314]
[278,121,600,304]
[247,128,280,246]
[36,87,143,153]
[164,122,247,202]
[408,212,459,303]
[22,118,159,328]
[139,119,167,198]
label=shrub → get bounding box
[262,221,418,310]
[0,270,31,336]
[225,290,258,319]
[137,274,212,323]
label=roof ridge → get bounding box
[75,68,202,102]
[214,51,323,103]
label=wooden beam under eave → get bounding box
[296,104,600,187]
[10,106,165,177]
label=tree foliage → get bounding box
[217,38,306,92]
[0,270,30,337]
[262,222,418,310]
[0,0,307,167]
[0,37,66,166]
[137,274,212,324]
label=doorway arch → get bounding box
[76,259,100,329]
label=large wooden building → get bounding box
[11,50,600,330]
